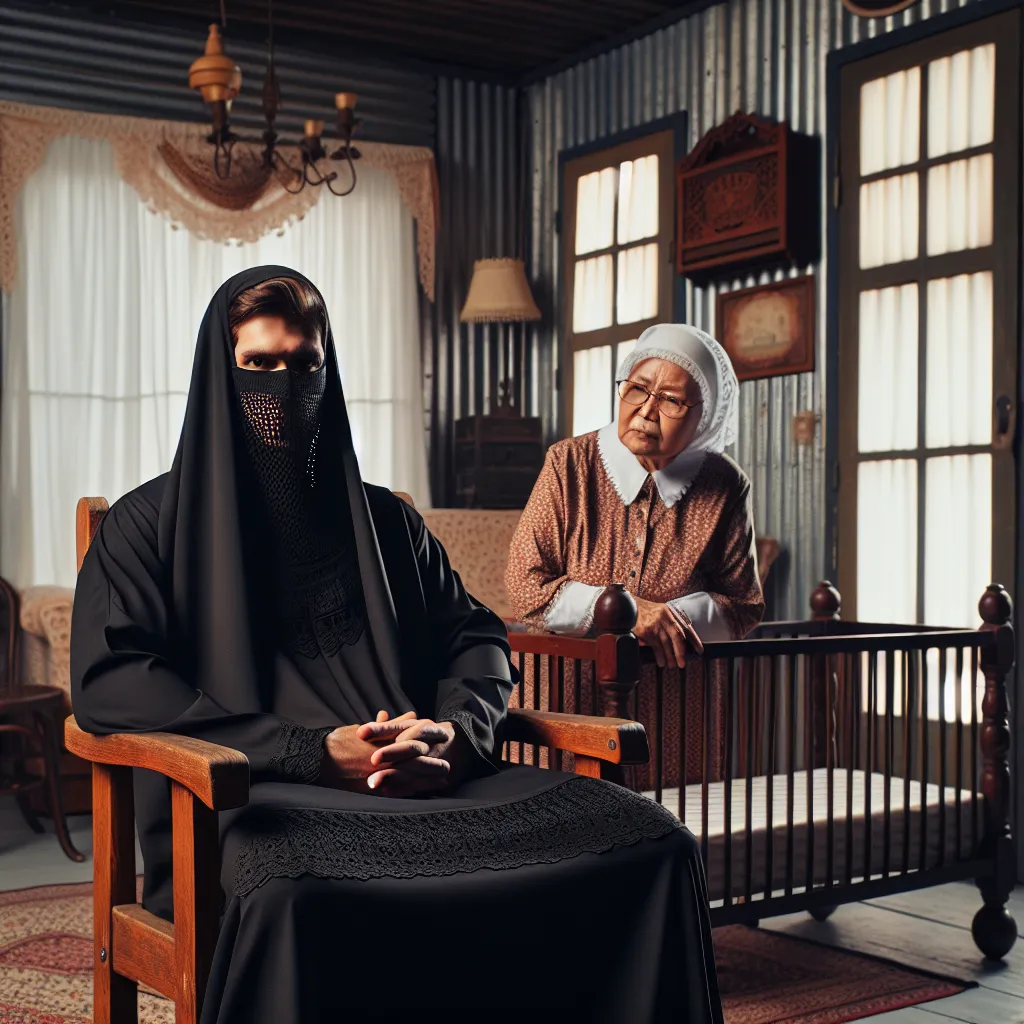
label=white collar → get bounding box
[595,422,706,508]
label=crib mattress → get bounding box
[642,769,979,905]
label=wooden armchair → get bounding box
[65,496,650,1024]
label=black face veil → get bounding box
[157,265,407,714]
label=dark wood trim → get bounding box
[856,248,996,291]
[825,0,1024,79]
[557,120,683,170]
[856,444,997,461]
[859,142,995,185]
[1014,2,1024,887]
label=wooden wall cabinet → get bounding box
[676,111,819,280]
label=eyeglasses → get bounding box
[616,379,702,419]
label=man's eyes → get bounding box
[244,356,321,371]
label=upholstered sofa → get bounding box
[18,507,778,814]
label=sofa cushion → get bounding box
[419,509,522,620]
[20,585,75,707]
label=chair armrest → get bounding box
[504,708,649,765]
[64,716,250,811]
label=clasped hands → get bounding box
[321,710,459,798]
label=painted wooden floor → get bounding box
[1,795,1023,1022]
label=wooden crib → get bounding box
[505,580,1017,961]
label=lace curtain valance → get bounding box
[0,101,438,299]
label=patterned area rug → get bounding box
[0,882,968,1023]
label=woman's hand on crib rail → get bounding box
[633,598,703,669]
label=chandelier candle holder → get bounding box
[188,12,361,195]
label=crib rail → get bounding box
[504,582,1015,938]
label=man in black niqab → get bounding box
[71,267,724,1024]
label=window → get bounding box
[560,127,679,436]
[835,12,1020,721]
[1,136,428,588]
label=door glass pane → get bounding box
[925,273,992,447]
[860,67,921,175]
[928,44,996,158]
[616,243,659,325]
[858,284,918,452]
[572,254,614,333]
[859,174,919,268]
[573,345,613,436]
[924,454,991,629]
[926,155,993,256]
[615,339,638,373]
[857,459,918,622]
[574,168,617,255]
[617,155,659,244]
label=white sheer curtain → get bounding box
[1,134,428,589]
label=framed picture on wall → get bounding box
[716,275,815,382]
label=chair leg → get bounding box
[93,763,139,1024]
[172,782,222,1024]
[36,711,85,862]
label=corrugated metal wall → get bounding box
[523,0,979,619]
[0,0,435,146]
[428,78,545,506]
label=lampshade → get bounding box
[460,258,541,323]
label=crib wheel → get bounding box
[809,905,836,922]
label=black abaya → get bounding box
[71,267,724,1023]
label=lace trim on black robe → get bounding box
[231,777,681,896]
[267,723,333,784]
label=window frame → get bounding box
[831,8,1021,623]
[556,113,689,438]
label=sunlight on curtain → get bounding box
[924,454,991,629]
[859,173,919,268]
[857,459,917,623]
[616,155,659,243]
[572,345,613,436]
[2,135,427,588]
[927,44,995,158]
[926,155,993,256]
[572,255,614,333]
[574,167,617,255]
[923,452,991,723]
[860,67,920,175]
[858,284,918,452]
[925,273,992,447]
[616,243,658,325]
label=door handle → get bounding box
[994,394,1015,451]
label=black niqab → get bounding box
[158,265,408,715]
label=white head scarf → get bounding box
[615,323,739,454]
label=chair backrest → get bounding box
[76,497,109,574]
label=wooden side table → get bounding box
[0,684,84,861]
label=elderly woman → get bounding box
[506,323,765,787]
